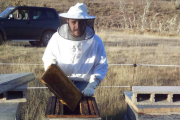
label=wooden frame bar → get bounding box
[41,64,83,111]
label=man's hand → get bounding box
[82,87,95,96]
[82,76,99,96]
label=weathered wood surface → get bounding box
[45,118,101,120]
[55,97,60,115]
[46,97,53,116]
[0,73,35,94]
[80,97,89,115]
[87,98,95,115]
[45,96,100,118]
[91,97,100,116]
[41,64,83,111]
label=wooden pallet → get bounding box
[45,96,101,119]
[41,64,83,111]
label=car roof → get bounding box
[12,6,55,10]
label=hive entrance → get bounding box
[155,94,168,102]
[137,94,151,102]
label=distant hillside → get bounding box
[1,0,180,36]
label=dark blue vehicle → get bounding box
[0,6,60,46]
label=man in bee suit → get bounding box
[42,3,108,96]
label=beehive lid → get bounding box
[41,64,83,111]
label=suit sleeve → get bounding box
[42,35,57,71]
[91,36,108,84]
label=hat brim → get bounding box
[59,13,95,19]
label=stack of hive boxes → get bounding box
[41,64,101,120]
[0,73,35,120]
[124,86,180,120]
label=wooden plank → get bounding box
[83,97,89,115]
[59,99,64,115]
[87,97,95,115]
[45,97,53,116]
[46,115,99,118]
[80,97,89,115]
[55,97,60,115]
[50,96,56,115]
[80,98,85,115]
[91,97,100,116]
[41,64,83,111]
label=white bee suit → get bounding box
[42,2,108,96]
[42,31,108,85]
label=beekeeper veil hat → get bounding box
[58,3,96,41]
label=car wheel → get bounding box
[41,31,54,46]
[0,34,3,46]
[29,41,42,47]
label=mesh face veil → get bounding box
[58,17,95,41]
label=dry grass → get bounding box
[1,31,180,120]
[1,0,180,36]
[0,0,180,120]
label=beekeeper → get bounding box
[42,3,108,96]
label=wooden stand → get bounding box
[0,73,35,120]
[45,96,101,120]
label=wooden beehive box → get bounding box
[41,64,83,111]
[45,96,101,120]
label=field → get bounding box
[0,0,180,120]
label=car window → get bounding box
[32,10,45,20]
[0,7,15,18]
[12,8,29,20]
[45,9,56,19]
